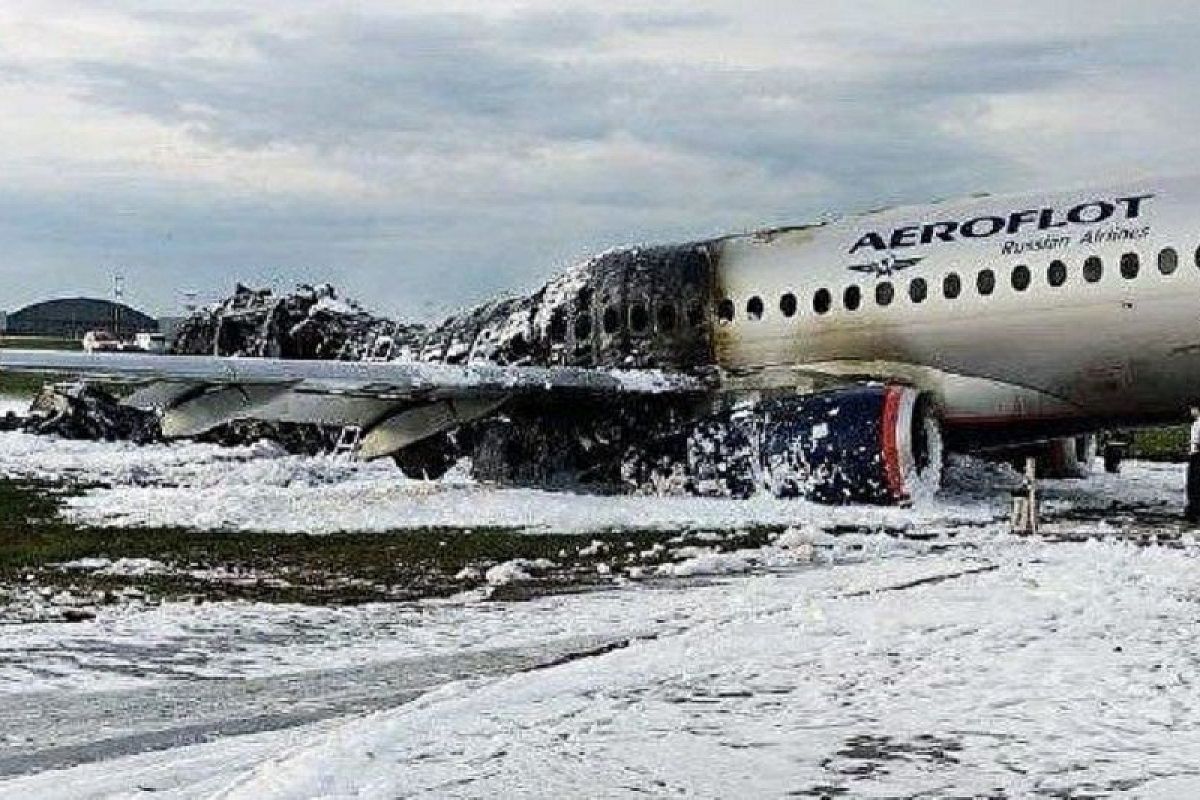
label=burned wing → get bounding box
[0,349,706,461]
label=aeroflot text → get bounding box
[848,194,1154,254]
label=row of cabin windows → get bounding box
[543,246,1187,341]
[548,298,706,343]
[716,246,1189,322]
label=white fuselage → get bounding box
[711,175,1200,439]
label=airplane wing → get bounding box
[0,349,707,460]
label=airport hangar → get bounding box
[1,298,162,340]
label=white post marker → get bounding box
[1010,456,1040,535]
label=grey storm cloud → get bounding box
[70,17,1105,157]
[72,13,693,147]
[0,3,1197,319]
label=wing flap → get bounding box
[123,382,206,411]
[160,383,293,438]
[358,398,507,460]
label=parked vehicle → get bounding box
[81,330,120,353]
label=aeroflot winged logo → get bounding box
[846,193,1155,272]
[848,254,922,278]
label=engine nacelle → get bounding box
[685,385,944,504]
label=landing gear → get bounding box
[1102,437,1129,474]
[1011,434,1098,479]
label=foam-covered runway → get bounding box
[1,428,1197,798]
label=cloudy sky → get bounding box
[0,1,1197,319]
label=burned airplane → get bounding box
[5,176,1196,504]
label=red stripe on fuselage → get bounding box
[880,386,905,501]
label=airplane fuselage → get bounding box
[699,176,1200,448]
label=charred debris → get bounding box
[170,282,427,362]
[16,246,742,492]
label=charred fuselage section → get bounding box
[402,242,725,487]
[162,244,728,491]
[415,242,720,371]
[171,283,426,360]
[172,244,722,371]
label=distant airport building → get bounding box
[5,298,158,339]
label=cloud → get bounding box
[0,2,1195,319]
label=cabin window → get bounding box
[780,292,798,318]
[1083,256,1103,283]
[574,314,592,341]
[976,269,995,296]
[629,303,649,333]
[843,285,862,311]
[1159,247,1179,275]
[688,300,705,327]
[716,298,735,324]
[943,273,961,299]
[909,277,928,303]
[1011,264,1031,291]
[1048,260,1067,287]
[1120,252,1139,279]
[658,303,678,332]
[746,296,764,321]
[813,288,832,315]
[875,281,895,306]
[603,306,621,334]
